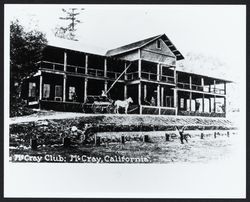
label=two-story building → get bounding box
[22,34,231,117]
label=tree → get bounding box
[10,20,47,117]
[54,8,84,41]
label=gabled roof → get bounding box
[106,34,184,60]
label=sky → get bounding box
[5,4,246,82]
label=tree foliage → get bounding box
[10,20,47,117]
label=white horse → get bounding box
[114,97,133,114]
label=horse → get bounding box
[114,97,133,114]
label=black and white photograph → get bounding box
[4,4,246,198]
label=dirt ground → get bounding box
[9,111,239,164]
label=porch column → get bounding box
[63,74,67,102]
[213,80,216,93]
[209,98,211,112]
[202,94,205,112]
[201,77,204,91]
[85,54,88,75]
[144,84,147,99]
[39,73,43,100]
[138,59,141,78]
[104,58,107,77]
[214,95,216,113]
[161,86,164,106]
[173,89,178,115]
[124,85,127,99]
[63,52,67,102]
[157,64,160,81]
[224,97,226,114]
[138,82,142,114]
[189,75,192,90]
[174,68,177,84]
[104,81,108,92]
[124,62,128,99]
[189,92,192,111]
[224,81,226,95]
[84,78,88,102]
[138,82,141,106]
[157,84,160,107]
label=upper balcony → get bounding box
[38,60,123,80]
[176,70,229,96]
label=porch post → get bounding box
[144,84,147,99]
[213,80,216,93]
[189,92,192,111]
[138,82,141,105]
[157,84,160,107]
[224,81,226,95]
[189,75,192,90]
[124,62,128,99]
[214,95,216,113]
[209,98,211,112]
[161,86,164,106]
[138,59,141,78]
[202,94,205,112]
[173,89,178,115]
[174,68,177,84]
[84,78,88,102]
[104,81,108,92]
[104,58,107,77]
[224,96,226,114]
[63,75,67,102]
[85,54,88,75]
[157,64,160,81]
[201,77,204,91]
[63,52,67,102]
[39,73,43,100]
[138,82,142,114]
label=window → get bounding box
[156,40,161,49]
[55,85,62,100]
[69,86,76,100]
[43,84,50,98]
[28,82,36,97]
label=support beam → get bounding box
[104,58,107,77]
[224,81,226,95]
[63,52,67,102]
[144,84,147,99]
[224,97,226,114]
[157,64,160,81]
[39,74,43,100]
[201,77,204,91]
[63,74,66,102]
[213,80,216,93]
[124,85,127,99]
[84,78,88,102]
[138,82,141,106]
[157,84,160,107]
[202,94,205,112]
[209,98,211,113]
[104,81,108,92]
[174,68,177,84]
[189,92,192,111]
[214,95,216,113]
[189,76,192,90]
[138,59,141,78]
[173,89,178,115]
[85,54,88,74]
[161,86,164,106]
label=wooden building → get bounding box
[22,34,231,117]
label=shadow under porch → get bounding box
[177,90,226,117]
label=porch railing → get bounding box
[38,61,122,80]
[177,82,225,95]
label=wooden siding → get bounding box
[140,49,176,66]
[115,50,139,61]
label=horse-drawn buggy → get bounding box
[83,95,115,113]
